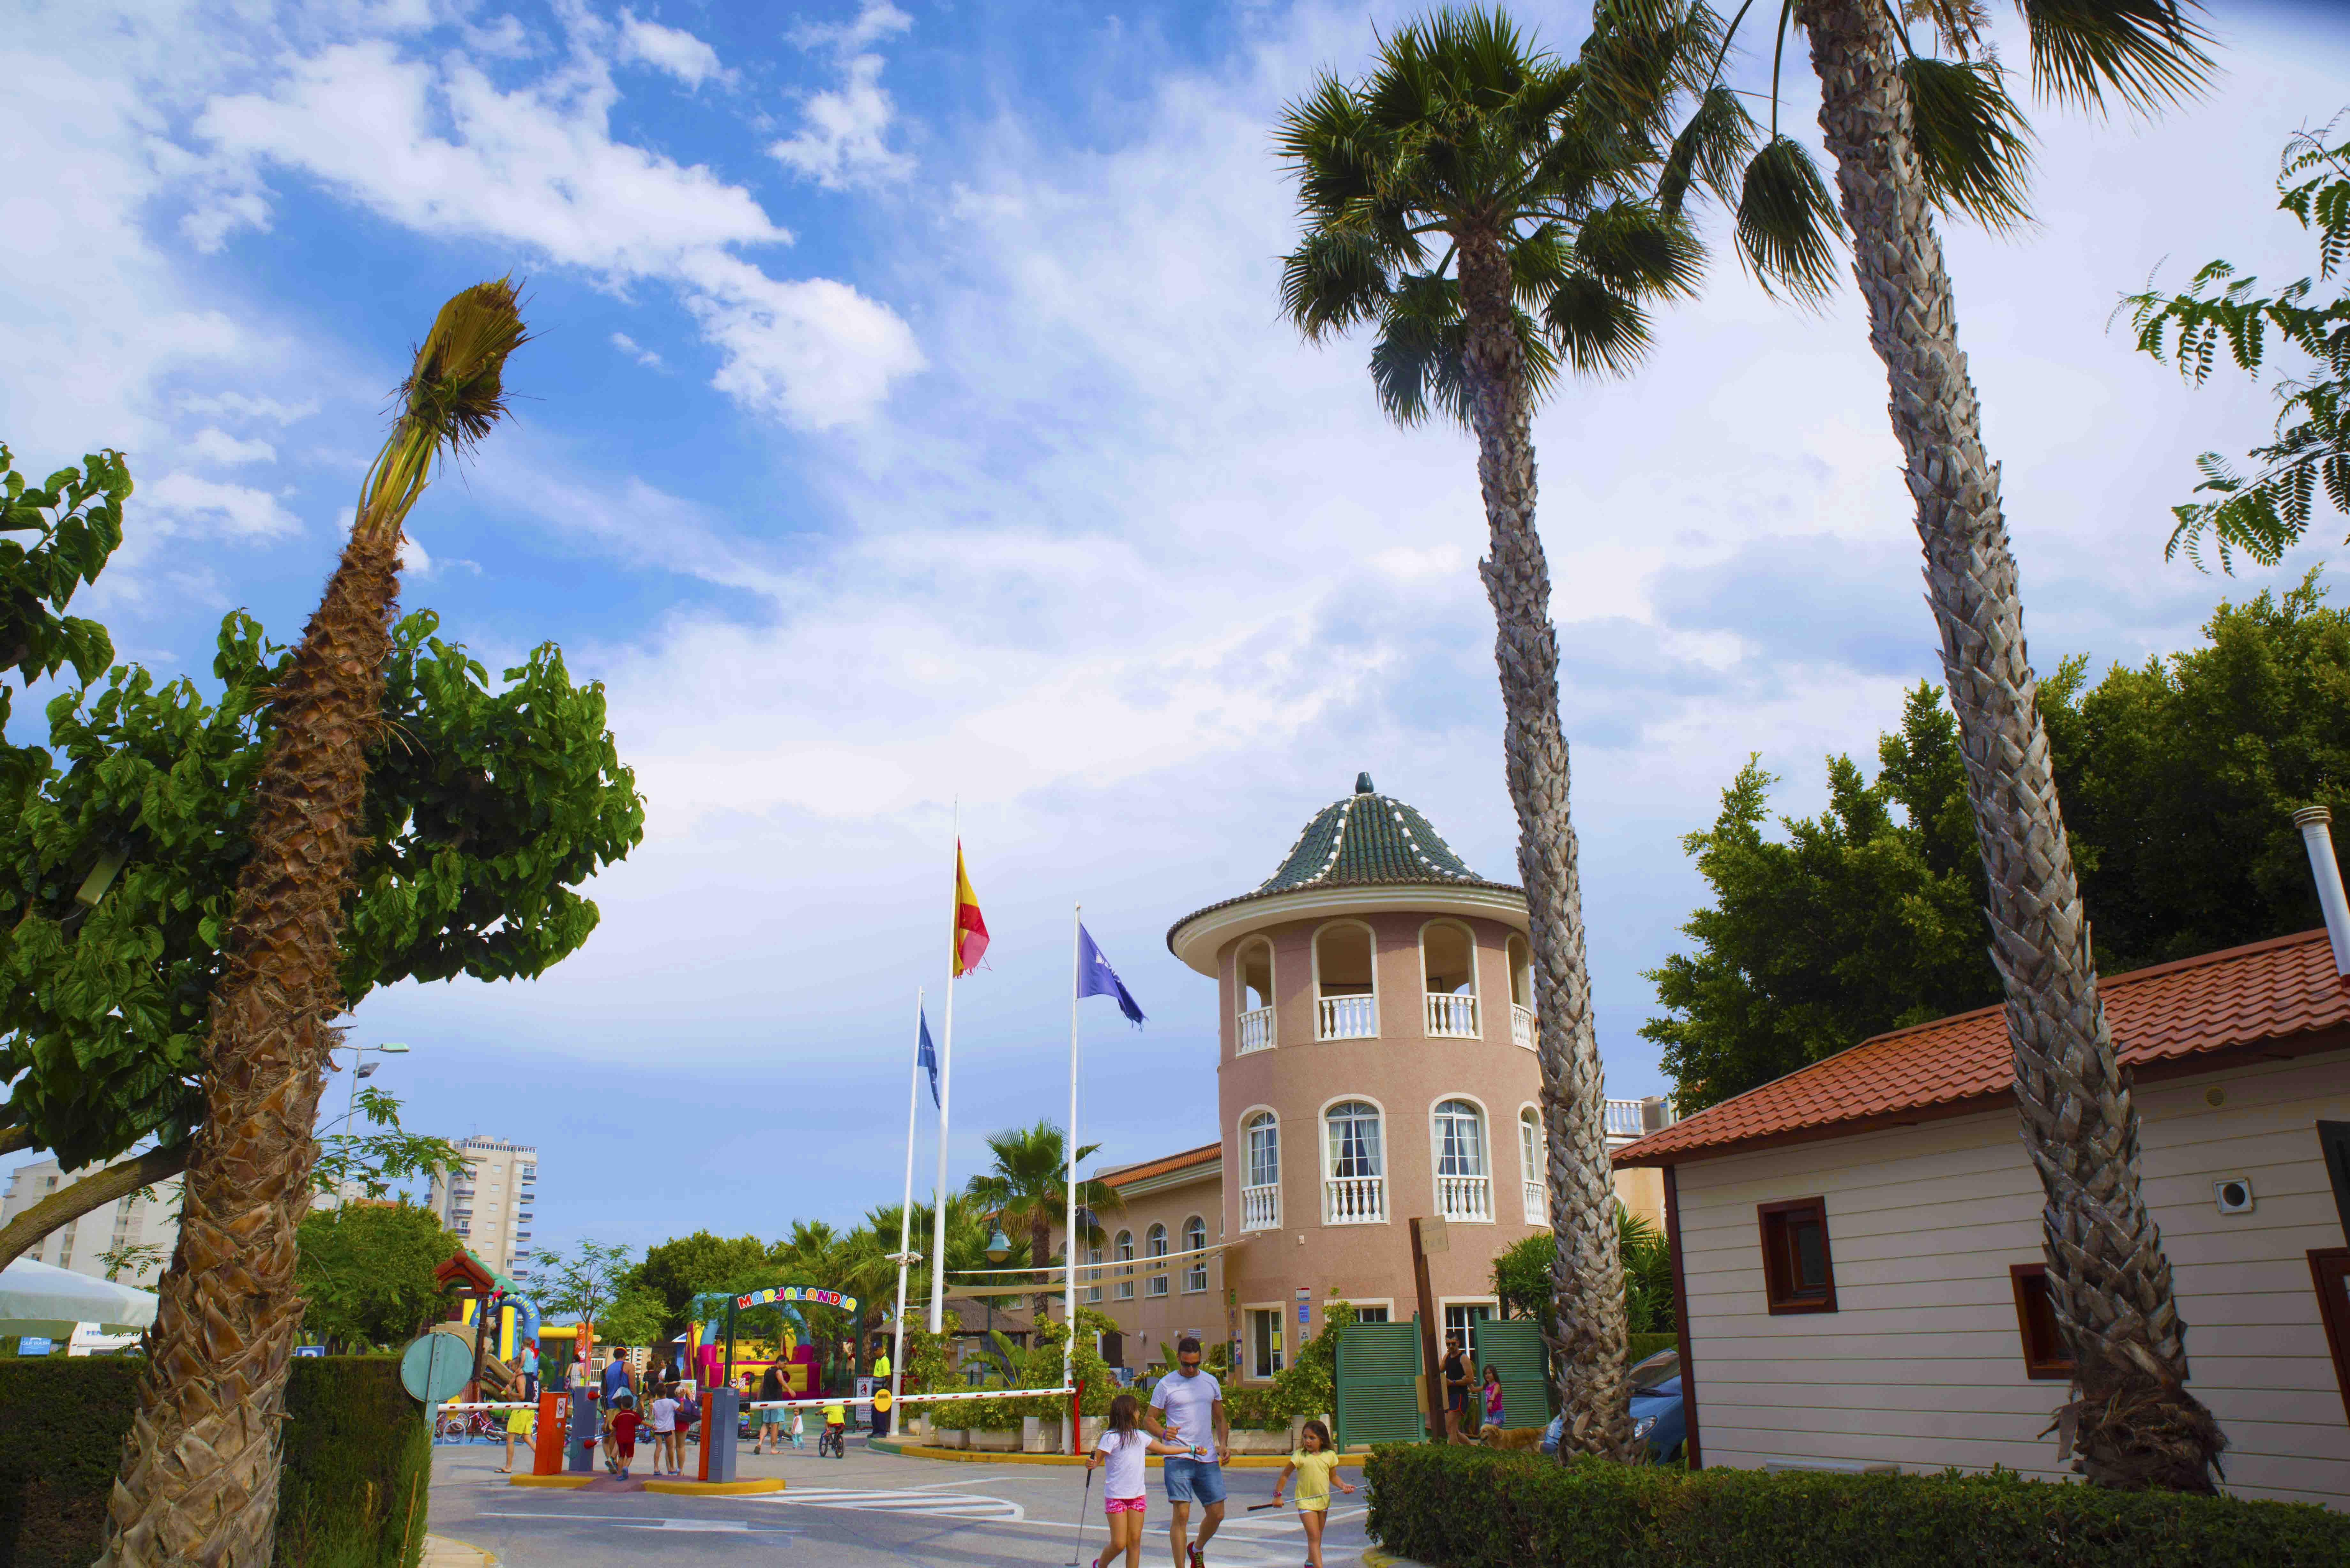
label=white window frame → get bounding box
[1239,1106,1281,1232]
[1518,1104,1547,1225]
[1114,1229,1135,1300]
[1242,1302,1287,1383]
[1429,1093,1494,1224]
[1330,1296,1394,1326]
[1087,1240,1104,1303]
[1319,1094,1389,1225]
[1310,919,1380,1040]
[1438,1297,1501,1341]
[1145,1223,1170,1297]
[1181,1216,1209,1293]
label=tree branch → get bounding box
[0,1143,189,1275]
[0,1124,31,1158]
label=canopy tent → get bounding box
[0,1257,160,1330]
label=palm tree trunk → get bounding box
[1792,1,2222,1491]
[101,532,401,1566]
[1455,231,1634,1460]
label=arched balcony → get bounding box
[1421,920,1480,1038]
[1235,938,1275,1055]
[1507,935,1535,1050]
[1241,1110,1281,1231]
[1314,923,1377,1040]
[1431,1097,1493,1222]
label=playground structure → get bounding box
[432,1252,546,1402]
[679,1284,851,1397]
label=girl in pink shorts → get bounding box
[1086,1393,1184,1568]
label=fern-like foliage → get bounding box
[2120,115,2350,571]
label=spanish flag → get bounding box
[952,842,990,976]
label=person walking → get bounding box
[602,1394,642,1481]
[1479,1365,1505,1439]
[1085,1393,1185,1568]
[756,1366,787,1454]
[646,1384,680,1477]
[600,1346,633,1410]
[1270,1420,1354,1568]
[497,1401,533,1475]
[1439,1333,1471,1444]
[1141,1337,1229,1568]
[787,1402,806,1451]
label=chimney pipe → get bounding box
[2292,805,2350,983]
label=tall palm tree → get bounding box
[1274,5,1760,1457]
[964,1120,1121,1315]
[1657,0,2224,1490]
[102,280,529,1563]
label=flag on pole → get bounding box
[917,1007,940,1109]
[1076,923,1146,1026]
[952,842,990,976]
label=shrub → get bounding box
[1364,1447,2350,1568]
[0,1356,427,1568]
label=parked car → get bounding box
[1539,1347,1685,1462]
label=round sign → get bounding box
[873,1389,893,1413]
[399,1333,473,1405]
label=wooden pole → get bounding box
[1410,1217,1440,1444]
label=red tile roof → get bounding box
[1100,1142,1219,1188]
[1614,929,2350,1168]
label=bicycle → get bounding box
[435,1411,497,1444]
[817,1422,846,1459]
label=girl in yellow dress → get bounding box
[1269,1419,1354,1567]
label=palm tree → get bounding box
[1274,5,1758,1457]
[1655,1,2223,1489]
[964,1120,1121,1314]
[101,280,529,1562]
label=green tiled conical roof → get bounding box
[1257,773,1483,891]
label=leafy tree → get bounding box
[1650,575,2350,1109]
[294,1201,465,1350]
[1646,0,2227,1490]
[0,602,642,1271]
[632,1230,773,1338]
[1275,3,1753,1460]
[594,1286,670,1353]
[2123,117,2350,570]
[964,1120,1120,1317]
[312,1084,461,1205]
[0,443,124,762]
[536,1239,637,1332]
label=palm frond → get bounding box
[357,277,530,546]
[1657,83,1757,217]
[1574,200,1704,299]
[1369,272,1470,428]
[2021,0,2216,118]
[1901,56,2035,230]
[1736,136,1845,305]
[1545,272,1656,377]
[1280,230,1395,340]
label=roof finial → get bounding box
[1354,772,1375,795]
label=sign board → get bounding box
[1298,1300,1310,1324]
[1420,1217,1450,1255]
[16,1337,53,1356]
[399,1331,472,1405]
[735,1284,859,1314]
[294,1345,325,1357]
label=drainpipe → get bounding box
[2292,806,2350,988]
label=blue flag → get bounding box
[1076,923,1146,1027]
[917,1007,940,1108]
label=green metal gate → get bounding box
[1334,1315,1427,1449]
[1470,1317,1548,1429]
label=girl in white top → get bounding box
[1085,1393,1185,1568]
[646,1386,680,1477]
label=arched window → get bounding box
[1114,1229,1135,1300]
[1506,936,1534,1049]
[1519,1108,1545,1224]
[1422,921,1479,1037]
[1236,939,1275,1054]
[1241,1111,1280,1231]
[1087,1239,1104,1302]
[1145,1222,1170,1297]
[1183,1216,1208,1292]
[1323,1100,1386,1224]
[1315,924,1376,1040]
[1432,1099,1492,1222]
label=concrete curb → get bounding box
[870,1439,1366,1470]
[644,1478,784,1496]
[421,1535,498,1568]
[1359,1549,1428,1568]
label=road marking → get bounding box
[476,1512,794,1535]
[769,1487,1025,1521]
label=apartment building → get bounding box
[426,1136,539,1281]
[0,1153,181,1288]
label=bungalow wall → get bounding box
[1674,1047,2350,1509]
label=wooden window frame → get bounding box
[1756,1197,1837,1315]
[2312,1248,2350,1426]
[2007,1263,2076,1380]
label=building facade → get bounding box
[426,1136,539,1282]
[0,1153,181,1288]
[1057,774,1670,1385]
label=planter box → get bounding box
[1078,1415,1105,1453]
[930,1427,965,1449]
[1230,1427,1294,1455]
[967,1429,1020,1452]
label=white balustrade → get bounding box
[1603,1099,1648,1139]
[1236,1006,1275,1054]
[1436,1174,1492,1223]
[1317,994,1376,1040]
[1323,1175,1387,1225]
[1241,1183,1281,1232]
[1511,1004,1535,1050]
[1424,993,1479,1038]
[1522,1180,1545,1225]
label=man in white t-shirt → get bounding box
[1143,1337,1229,1568]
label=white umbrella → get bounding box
[0,1257,159,1329]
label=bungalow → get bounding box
[1614,915,2350,1510]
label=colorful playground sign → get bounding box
[736,1284,858,1314]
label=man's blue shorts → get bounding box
[1162,1456,1226,1506]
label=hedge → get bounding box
[1364,1446,2350,1568]
[0,1356,429,1568]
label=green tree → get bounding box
[633,1231,773,1338]
[1650,1,2231,1485]
[963,1120,1120,1316]
[294,1201,465,1350]
[2123,117,2350,570]
[1275,3,1762,1459]
[536,1240,637,1333]
[0,442,123,768]
[595,1287,670,1353]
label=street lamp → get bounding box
[984,1224,1012,1265]
[323,1043,414,1198]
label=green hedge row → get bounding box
[0,1357,428,1568]
[1364,1446,2350,1568]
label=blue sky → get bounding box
[6,0,2350,1269]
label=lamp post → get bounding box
[322,1042,411,1203]
[980,1217,1012,1368]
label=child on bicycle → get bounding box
[822,1394,847,1456]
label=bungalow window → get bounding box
[1756,1197,1836,1314]
[2008,1263,2076,1380]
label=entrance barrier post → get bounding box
[532,1390,564,1475]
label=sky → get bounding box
[4,0,2349,1273]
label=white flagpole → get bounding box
[891,985,923,1416]
[1064,904,1081,1394]
[929,809,958,1337]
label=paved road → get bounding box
[427,1436,1373,1568]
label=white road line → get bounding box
[767,1487,1025,1521]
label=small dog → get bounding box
[1479,1424,1542,1451]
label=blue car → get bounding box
[1541,1348,1685,1461]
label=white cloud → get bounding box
[610,330,663,367]
[396,529,432,575]
[680,254,923,429]
[143,472,302,540]
[185,427,276,465]
[769,2,913,190]
[177,392,319,427]
[617,10,727,89]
